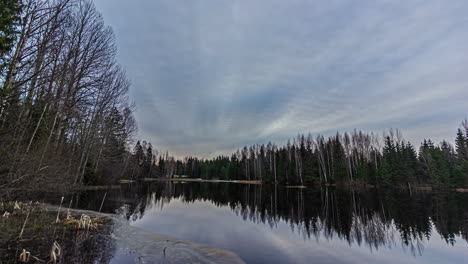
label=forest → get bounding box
[0,0,137,190]
[130,122,468,188]
[1,0,467,190]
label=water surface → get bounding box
[72,181,468,264]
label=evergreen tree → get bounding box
[158,156,165,176]
[455,129,467,162]
[144,143,153,176]
[131,141,144,178]
[380,136,395,184]
[134,141,144,165]
[330,135,347,183]
[0,0,20,67]
[455,128,468,186]
[400,142,418,184]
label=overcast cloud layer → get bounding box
[95,0,468,157]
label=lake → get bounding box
[67,181,467,263]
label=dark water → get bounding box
[68,181,467,264]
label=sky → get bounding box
[94,0,468,158]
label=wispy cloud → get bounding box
[95,0,468,157]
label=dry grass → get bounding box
[62,214,108,230]
[119,179,136,183]
[0,199,111,263]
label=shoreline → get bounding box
[143,178,468,192]
[47,205,246,264]
[0,202,245,264]
[143,177,262,185]
[74,178,468,193]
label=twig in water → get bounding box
[99,192,107,213]
[55,196,64,223]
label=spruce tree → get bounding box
[455,128,468,186]
[379,136,395,184]
[455,129,467,161]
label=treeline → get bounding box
[3,1,466,190]
[152,122,468,188]
[128,140,178,180]
[0,0,137,189]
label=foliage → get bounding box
[156,121,468,188]
[0,0,20,68]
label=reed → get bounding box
[19,249,30,262]
[1,199,110,263]
[18,208,30,239]
[49,241,61,264]
[55,196,64,223]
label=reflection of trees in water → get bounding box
[114,182,468,255]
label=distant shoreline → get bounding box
[142,178,468,192]
[76,178,468,193]
[143,177,262,185]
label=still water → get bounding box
[73,181,467,264]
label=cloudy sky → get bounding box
[94,0,468,157]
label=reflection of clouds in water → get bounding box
[117,183,468,264]
[131,198,466,264]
